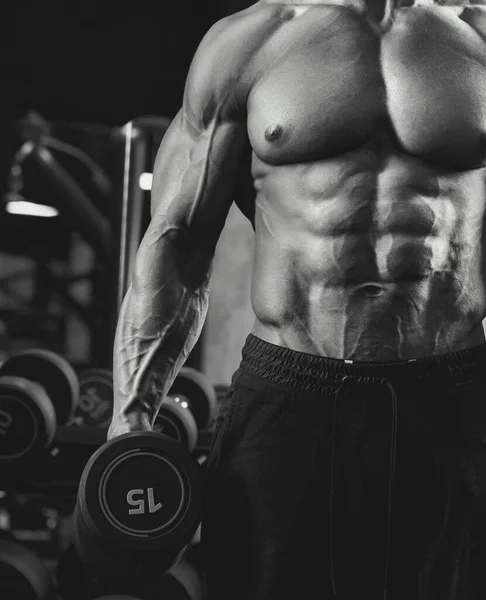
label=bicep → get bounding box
[150,107,248,256]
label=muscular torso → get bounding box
[231,0,486,360]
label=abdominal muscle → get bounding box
[249,150,486,361]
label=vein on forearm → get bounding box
[113,224,211,423]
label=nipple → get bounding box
[265,124,284,143]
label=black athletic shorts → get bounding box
[201,334,486,600]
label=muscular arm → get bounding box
[109,18,250,437]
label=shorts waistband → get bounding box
[240,334,486,394]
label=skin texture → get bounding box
[109,0,486,436]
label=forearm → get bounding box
[111,222,211,432]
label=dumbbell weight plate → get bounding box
[141,556,203,600]
[168,367,217,431]
[0,377,56,464]
[0,540,53,600]
[154,395,198,453]
[166,556,204,600]
[73,368,113,427]
[74,432,201,578]
[0,349,79,425]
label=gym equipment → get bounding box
[73,368,113,427]
[155,556,203,600]
[75,366,215,450]
[0,540,53,600]
[58,542,202,600]
[56,543,98,600]
[168,366,218,431]
[72,431,201,579]
[183,541,204,586]
[135,556,203,600]
[0,349,79,467]
[154,395,198,453]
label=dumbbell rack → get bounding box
[0,345,225,599]
[1,425,213,495]
[0,423,215,600]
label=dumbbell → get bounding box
[150,556,204,600]
[153,367,218,452]
[58,543,202,600]
[72,366,217,451]
[0,539,53,600]
[168,366,217,431]
[91,557,204,600]
[0,349,79,468]
[70,368,113,428]
[59,554,202,600]
[153,394,199,453]
[72,431,201,580]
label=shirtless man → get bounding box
[109,0,486,597]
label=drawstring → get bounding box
[329,376,398,600]
[447,364,471,388]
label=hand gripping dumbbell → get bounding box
[72,431,202,580]
[0,349,79,469]
[73,366,218,452]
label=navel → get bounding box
[265,124,284,143]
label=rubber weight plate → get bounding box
[166,556,203,600]
[141,556,203,600]
[0,540,53,600]
[0,376,56,464]
[168,367,217,431]
[0,349,79,425]
[74,368,113,427]
[154,395,198,453]
[74,432,201,578]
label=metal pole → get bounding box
[115,117,171,313]
[116,122,148,312]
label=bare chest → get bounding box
[246,3,486,168]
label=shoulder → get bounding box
[183,2,293,125]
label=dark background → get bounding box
[3,0,252,126]
[0,0,254,367]
[0,3,257,578]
